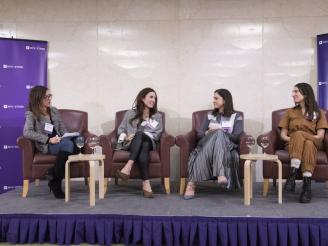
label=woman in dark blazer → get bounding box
[23,86,74,198]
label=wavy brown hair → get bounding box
[212,88,235,117]
[28,86,49,118]
[129,88,158,126]
[295,82,320,120]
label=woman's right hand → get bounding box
[206,128,217,134]
[127,134,135,141]
[49,135,61,144]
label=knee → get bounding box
[60,139,74,153]
[142,141,151,150]
[304,140,315,150]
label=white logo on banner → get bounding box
[2,64,24,69]
[26,85,33,89]
[3,145,18,150]
[3,104,24,109]
[319,40,328,45]
[3,185,16,190]
[318,81,328,86]
[26,45,46,51]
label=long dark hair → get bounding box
[28,86,49,118]
[212,88,234,117]
[129,87,158,126]
[294,82,320,120]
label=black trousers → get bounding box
[128,131,153,180]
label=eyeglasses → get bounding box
[43,94,53,99]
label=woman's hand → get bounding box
[206,128,217,135]
[314,129,325,140]
[127,134,135,141]
[49,135,61,144]
[280,128,290,142]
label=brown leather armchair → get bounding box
[17,109,93,197]
[176,110,249,195]
[99,110,175,194]
[257,108,328,196]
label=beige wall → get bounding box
[1,0,328,181]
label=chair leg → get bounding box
[104,178,109,195]
[35,179,40,186]
[273,178,277,187]
[263,179,270,197]
[22,180,29,198]
[164,177,170,195]
[179,178,186,195]
[115,176,118,185]
[84,177,88,186]
[326,181,328,189]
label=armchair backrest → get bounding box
[114,110,166,136]
[59,109,88,134]
[192,110,244,132]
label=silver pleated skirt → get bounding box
[187,130,241,190]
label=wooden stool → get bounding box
[240,154,282,206]
[65,154,105,206]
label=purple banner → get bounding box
[318,34,328,109]
[0,38,47,194]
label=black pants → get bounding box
[128,131,153,180]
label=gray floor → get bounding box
[1,179,328,217]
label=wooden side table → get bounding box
[240,154,282,206]
[65,154,106,206]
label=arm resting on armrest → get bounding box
[17,136,35,180]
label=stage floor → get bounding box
[1,180,328,217]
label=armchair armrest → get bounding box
[238,132,249,155]
[324,131,328,157]
[99,130,117,177]
[257,130,278,155]
[176,130,197,178]
[159,132,175,177]
[17,136,35,179]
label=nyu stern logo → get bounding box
[318,81,328,86]
[318,40,328,45]
[2,64,24,69]
[3,104,24,109]
[26,45,46,51]
[3,145,19,150]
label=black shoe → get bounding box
[284,167,297,192]
[299,177,312,203]
[45,167,55,181]
[48,180,64,199]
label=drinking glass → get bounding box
[75,136,85,155]
[260,135,270,154]
[245,135,255,154]
[87,137,99,154]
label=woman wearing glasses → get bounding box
[23,86,74,199]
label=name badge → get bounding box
[150,119,159,129]
[44,123,54,134]
[221,121,232,132]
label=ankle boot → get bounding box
[55,151,71,180]
[48,180,64,199]
[299,177,312,203]
[284,167,297,192]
